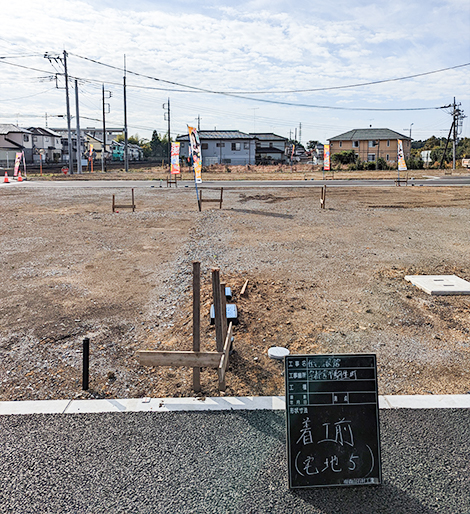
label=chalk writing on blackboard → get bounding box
[285,354,382,488]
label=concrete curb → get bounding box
[0,394,469,416]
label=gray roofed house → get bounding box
[328,128,412,164]
[28,127,63,163]
[0,124,33,166]
[176,130,257,166]
[250,133,288,163]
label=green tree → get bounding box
[331,150,357,165]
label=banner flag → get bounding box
[14,152,22,177]
[188,126,202,183]
[324,144,330,171]
[397,140,407,171]
[171,142,181,174]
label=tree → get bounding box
[331,150,357,165]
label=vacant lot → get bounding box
[1,179,470,400]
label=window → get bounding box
[244,142,249,149]
[368,140,377,147]
[216,142,225,147]
[339,141,343,148]
[201,143,208,150]
[33,136,38,142]
[386,154,390,161]
[269,142,273,148]
[353,141,359,148]
[367,154,376,162]
[23,135,29,142]
[45,137,49,143]
[387,140,390,147]
[231,142,241,151]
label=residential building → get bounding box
[0,124,33,166]
[176,130,257,166]
[328,128,412,164]
[250,133,288,163]
[110,141,143,161]
[28,127,62,163]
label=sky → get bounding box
[1,0,469,145]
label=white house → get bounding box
[176,130,257,166]
[250,133,288,163]
[28,127,62,163]
[0,124,33,166]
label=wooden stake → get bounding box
[192,261,201,392]
[220,282,228,344]
[212,268,224,352]
[240,279,249,297]
[320,185,326,209]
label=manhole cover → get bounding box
[268,347,290,360]
[405,275,470,295]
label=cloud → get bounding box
[1,0,468,142]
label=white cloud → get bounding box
[0,0,468,142]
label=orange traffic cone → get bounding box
[17,171,23,182]
[3,171,9,183]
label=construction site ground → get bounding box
[1,167,470,401]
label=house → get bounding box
[328,128,412,164]
[0,124,33,166]
[28,127,62,163]
[110,141,143,161]
[250,133,288,164]
[176,130,257,166]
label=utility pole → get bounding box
[440,98,466,172]
[63,50,73,174]
[299,122,302,145]
[453,97,457,170]
[198,115,200,132]
[123,55,129,173]
[102,84,106,173]
[167,98,171,173]
[101,84,111,173]
[74,79,82,174]
[163,98,171,172]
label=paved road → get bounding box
[1,408,469,513]
[2,176,470,189]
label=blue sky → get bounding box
[1,0,469,144]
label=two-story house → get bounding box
[28,127,62,163]
[176,130,257,166]
[250,133,288,164]
[328,128,411,164]
[0,124,33,166]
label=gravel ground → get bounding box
[1,183,470,399]
[0,409,469,513]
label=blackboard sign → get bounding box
[285,354,381,489]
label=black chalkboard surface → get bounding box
[285,354,382,489]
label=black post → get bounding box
[82,337,90,390]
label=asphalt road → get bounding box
[1,409,469,513]
[3,176,470,189]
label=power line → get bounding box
[69,52,470,95]
[1,54,463,111]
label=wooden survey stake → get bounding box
[285,354,382,489]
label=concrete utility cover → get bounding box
[268,347,290,360]
[405,275,470,295]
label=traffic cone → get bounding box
[3,171,9,183]
[17,171,23,182]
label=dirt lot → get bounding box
[1,173,470,400]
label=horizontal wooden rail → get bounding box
[137,350,222,368]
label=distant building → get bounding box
[28,127,62,163]
[250,133,288,164]
[176,130,257,166]
[0,124,33,165]
[328,128,412,164]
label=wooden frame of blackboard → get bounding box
[285,353,382,489]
